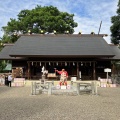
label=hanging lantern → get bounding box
[32,62,33,66]
[40,62,41,66]
[78,31,82,34]
[81,62,83,66]
[40,30,44,34]
[65,62,67,66]
[53,30,56,34]
[73,62,75,66]
[49,62,51,66]
[56,62,58,66]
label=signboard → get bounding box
[61,85,66,89]
[104,68,111,80]
[71,77,77,82]
[104,68,111,72]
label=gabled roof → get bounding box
[9,34,114,57]
[109,45,120,60]
[0,44,26,60]
[0,45,15,59]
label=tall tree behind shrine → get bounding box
[1,5,78,43]
[110,0,120,45]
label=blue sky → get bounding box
[0,0,118,43]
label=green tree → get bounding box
[110,0,120,44]
[111,61,120,84]
[0,60,6,72]
[2,5,78,43]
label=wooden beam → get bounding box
[93,62,96,80]
[28,62,30,80]
[77,62,79,80]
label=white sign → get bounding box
[104,68,111,72]
[71,77,77,82]
[61,85,66,89]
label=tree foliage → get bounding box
[0,60,6,72]
[110,0,120,44]
[2,5,78,43]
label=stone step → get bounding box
[24,80,72,86]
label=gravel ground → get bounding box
[0,86,120,120]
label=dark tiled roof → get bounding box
[0,45,26,60]
[109,45,120,60]
[9,34,114,57]
[0,45,14,59]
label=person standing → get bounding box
[5,74,8,86]
[55,69,68,86]
[8,74,13,87]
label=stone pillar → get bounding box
[76,83,80,95]
[91,81,97,95]
[47,81,52,95]
[42,75,45,79]
[94,81,97,95]
[31,82,36,95]
[91,81,95,95]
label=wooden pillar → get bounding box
[93,62,96,80]
[112,64,115,76]
[45,62,46,68]
[28,62,30,80]
[77,62,79,80]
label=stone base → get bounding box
[42,75,45,79]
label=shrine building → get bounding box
[0,34,120,80]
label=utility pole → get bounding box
[98,21,102,35]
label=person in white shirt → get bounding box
[8,74,12,87]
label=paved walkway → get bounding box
[0,86,120,120]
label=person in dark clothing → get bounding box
[5,75,8,86]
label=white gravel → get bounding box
[0,86,120,120]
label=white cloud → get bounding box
[0,0,118,44]
[73,0,118,43]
